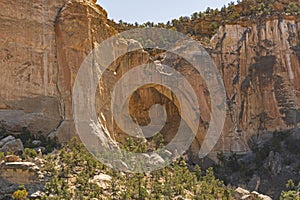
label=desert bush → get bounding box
[12,186,28,200]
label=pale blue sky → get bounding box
[97,0,237,23]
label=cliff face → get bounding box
[127,16,300,159]
[0,0,149,144]
[210,16,300,153]
[0,0,118,141]
[0,0,299,160]
[0,0,65,136]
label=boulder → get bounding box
[4,155,21,162]
[235,187,272,200]
[89,174,112,189]
[257,194,272,200]
[251,191,272,200]
[1,138,24,153]
[0,162,40,185]
[0,136,15,148]
[235,187,250,196]
[32,140,41,147]
[30,191,45,199]
[149,153,165,165]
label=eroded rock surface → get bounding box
[0,161,40,185]
[0,0,118,142]
[210,16,300,154]
[0,0,299,160]
[0,136,24,153]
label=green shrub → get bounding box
[12,186,28,200]
[22,148,37,160]
[210,22,219,31]
[281,180,300,200]
[0,152,4,161]
[42,138,234,199]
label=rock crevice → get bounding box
[0,0,299,158]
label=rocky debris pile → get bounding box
[0,135,24,153]
[0,161,40,184]
[89,173,112,189]
[0,155,45,199]
[29,190,45,199]
[235,187,272,200]
[4,155,21,162]
[263,151,283,175]
[215,128,300,199]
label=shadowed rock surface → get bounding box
[0,0,299,161]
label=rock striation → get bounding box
[0,161,40,185]
[210,16,300,154]
[0,0,118,142]
[0,0,299,159]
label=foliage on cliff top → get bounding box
[108,0,300,39]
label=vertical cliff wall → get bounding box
[0,0,149,144]
[0,0,299,159]
[0,0,118,141]
[0,0,65,135]
[210,16,300,153]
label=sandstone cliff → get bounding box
[0,0,299,161]
[210,16,300,154]
[0,0,118,142]
[125,16,300,159]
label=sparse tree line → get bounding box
[109,0,300,38]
